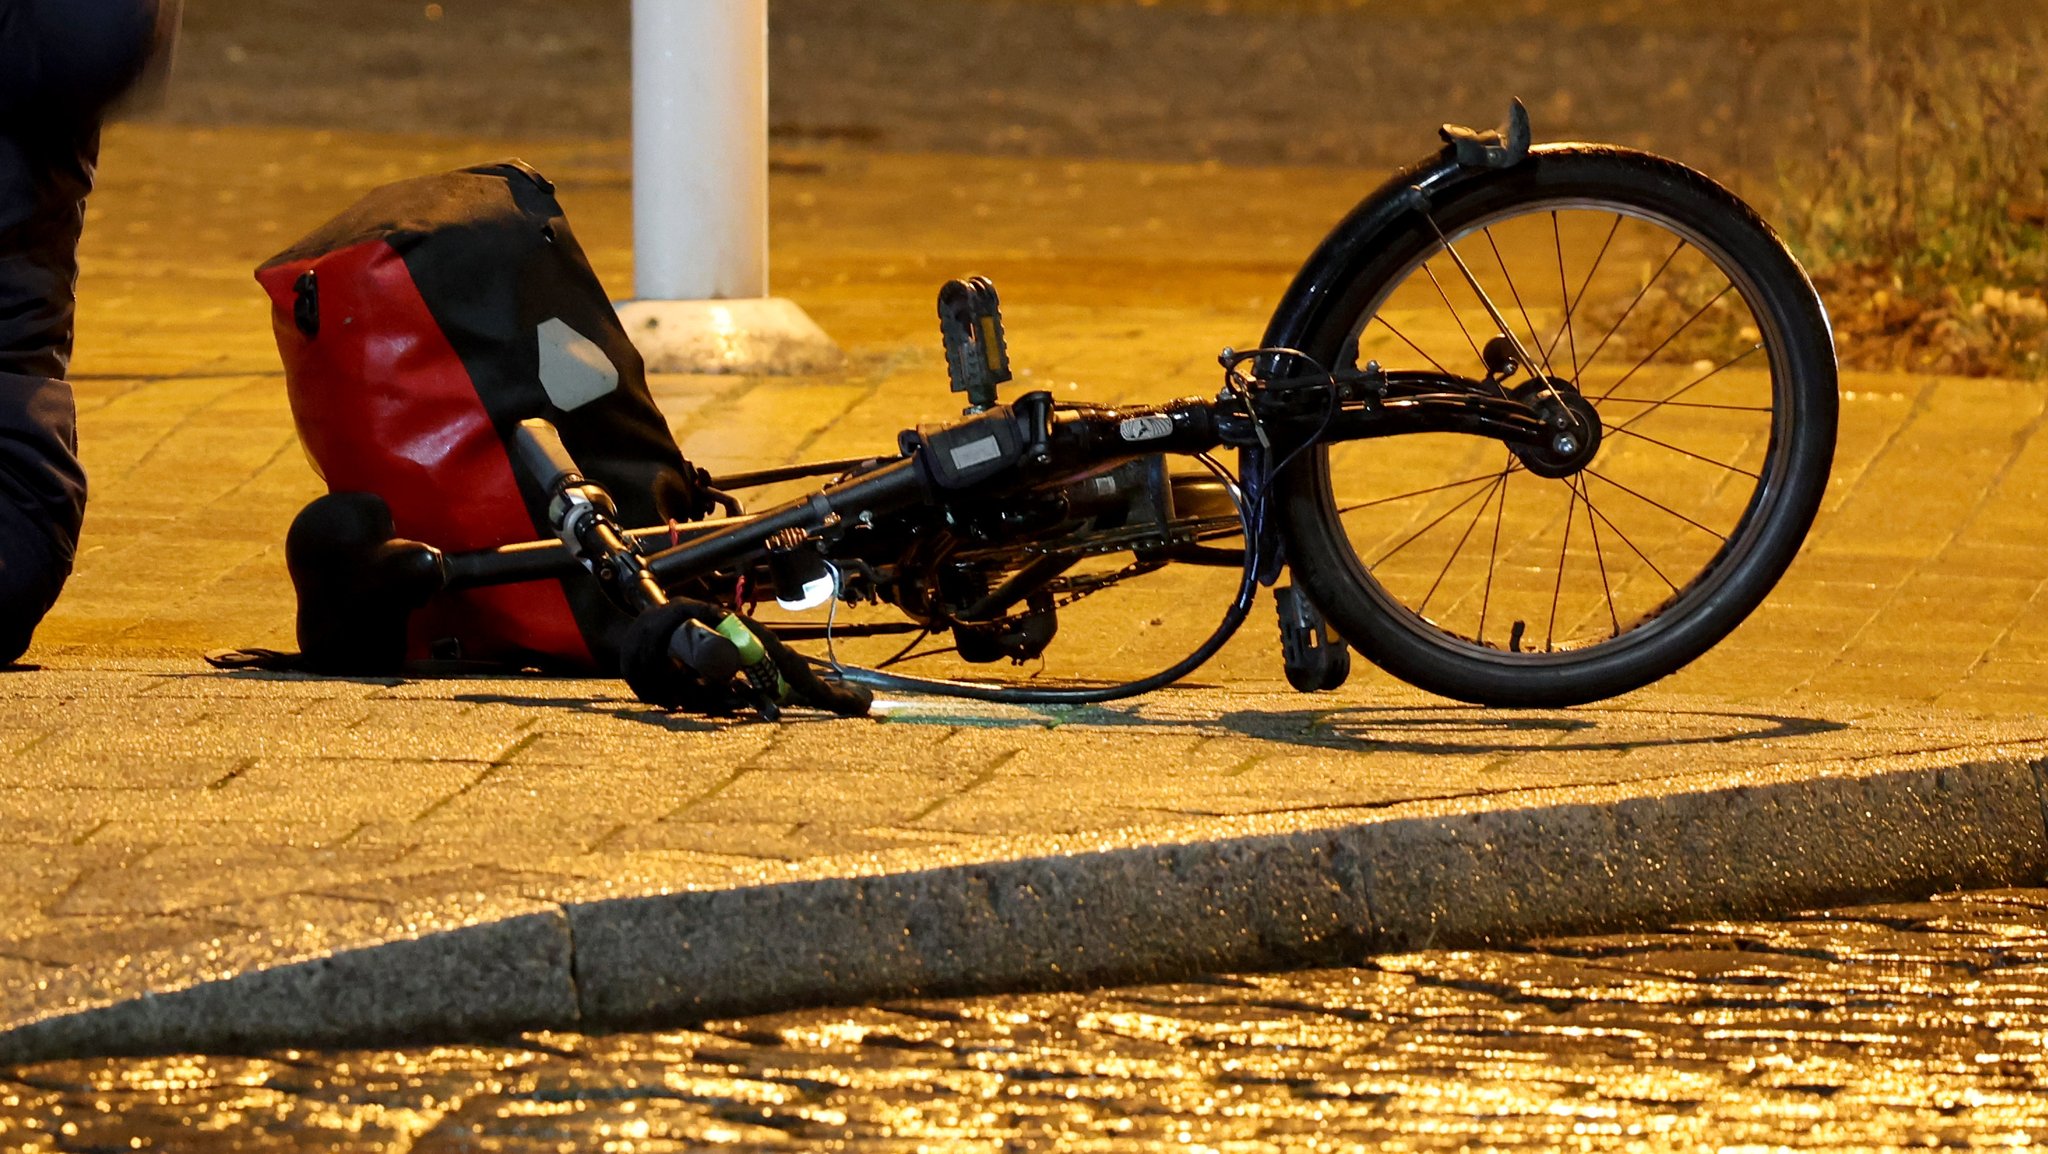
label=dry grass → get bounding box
[1777,2,2048,378]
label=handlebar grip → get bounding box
[512,418,581,494]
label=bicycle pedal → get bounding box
[1276,584,1351,693]
[937,275,1012,412]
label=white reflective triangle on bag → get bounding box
[536,317,619,410]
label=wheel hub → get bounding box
[1510,377,1601,479]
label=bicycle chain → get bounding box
[1042,559,1165,610]
[1016,514,1240,559]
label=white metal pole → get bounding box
[631,0,768,302]
[621,0,834,375]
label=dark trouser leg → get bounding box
[0,0,167,663]
[0,124,92,665]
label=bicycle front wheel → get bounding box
[1278,147,1837,706]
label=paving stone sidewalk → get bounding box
[5,123,2048,1052]
[4,661,2046,1054]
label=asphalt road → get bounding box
[9,887,2048,1150]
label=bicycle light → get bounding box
[766,527,835,611]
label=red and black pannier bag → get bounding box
[256,160,710,674]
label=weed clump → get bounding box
[1779,2,2048,378]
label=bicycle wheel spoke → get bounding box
[1607,426,1759,479]
[1544,482,1579,651]
[1335,469,1508,516]
[1370,473,1505,567]
[1551,211,1584,379]
[1576,476,1621,637]
[1584,467,1730,541]
[1580,477,1681,593]
[1477,459,1512,645]
[1371,314,1452,376]
[1422,261,1486,366]
[1596,397,1770,412]
[1577,237,1685,378]
[1485,226,1555,379]
[1591,282,1735,401]
[1419,471,1505,615]
[1605,342,1767,434]
[1545,213,1621,371]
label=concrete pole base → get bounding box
[615,297,842,375]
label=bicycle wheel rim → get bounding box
[1303,187,1814,673]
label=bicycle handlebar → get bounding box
[512,418,582,495]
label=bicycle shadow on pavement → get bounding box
[872,691,1849,758]
[175,668,1853,753]
[1211,706,1849,757]
[166,668,740,735]
[448,692,742,734]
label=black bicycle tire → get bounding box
[1277,146,1838,706]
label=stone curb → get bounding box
[4,750,2043,1062]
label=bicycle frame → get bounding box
[432,365,1571,612]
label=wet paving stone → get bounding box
[9,888,2048,1150]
